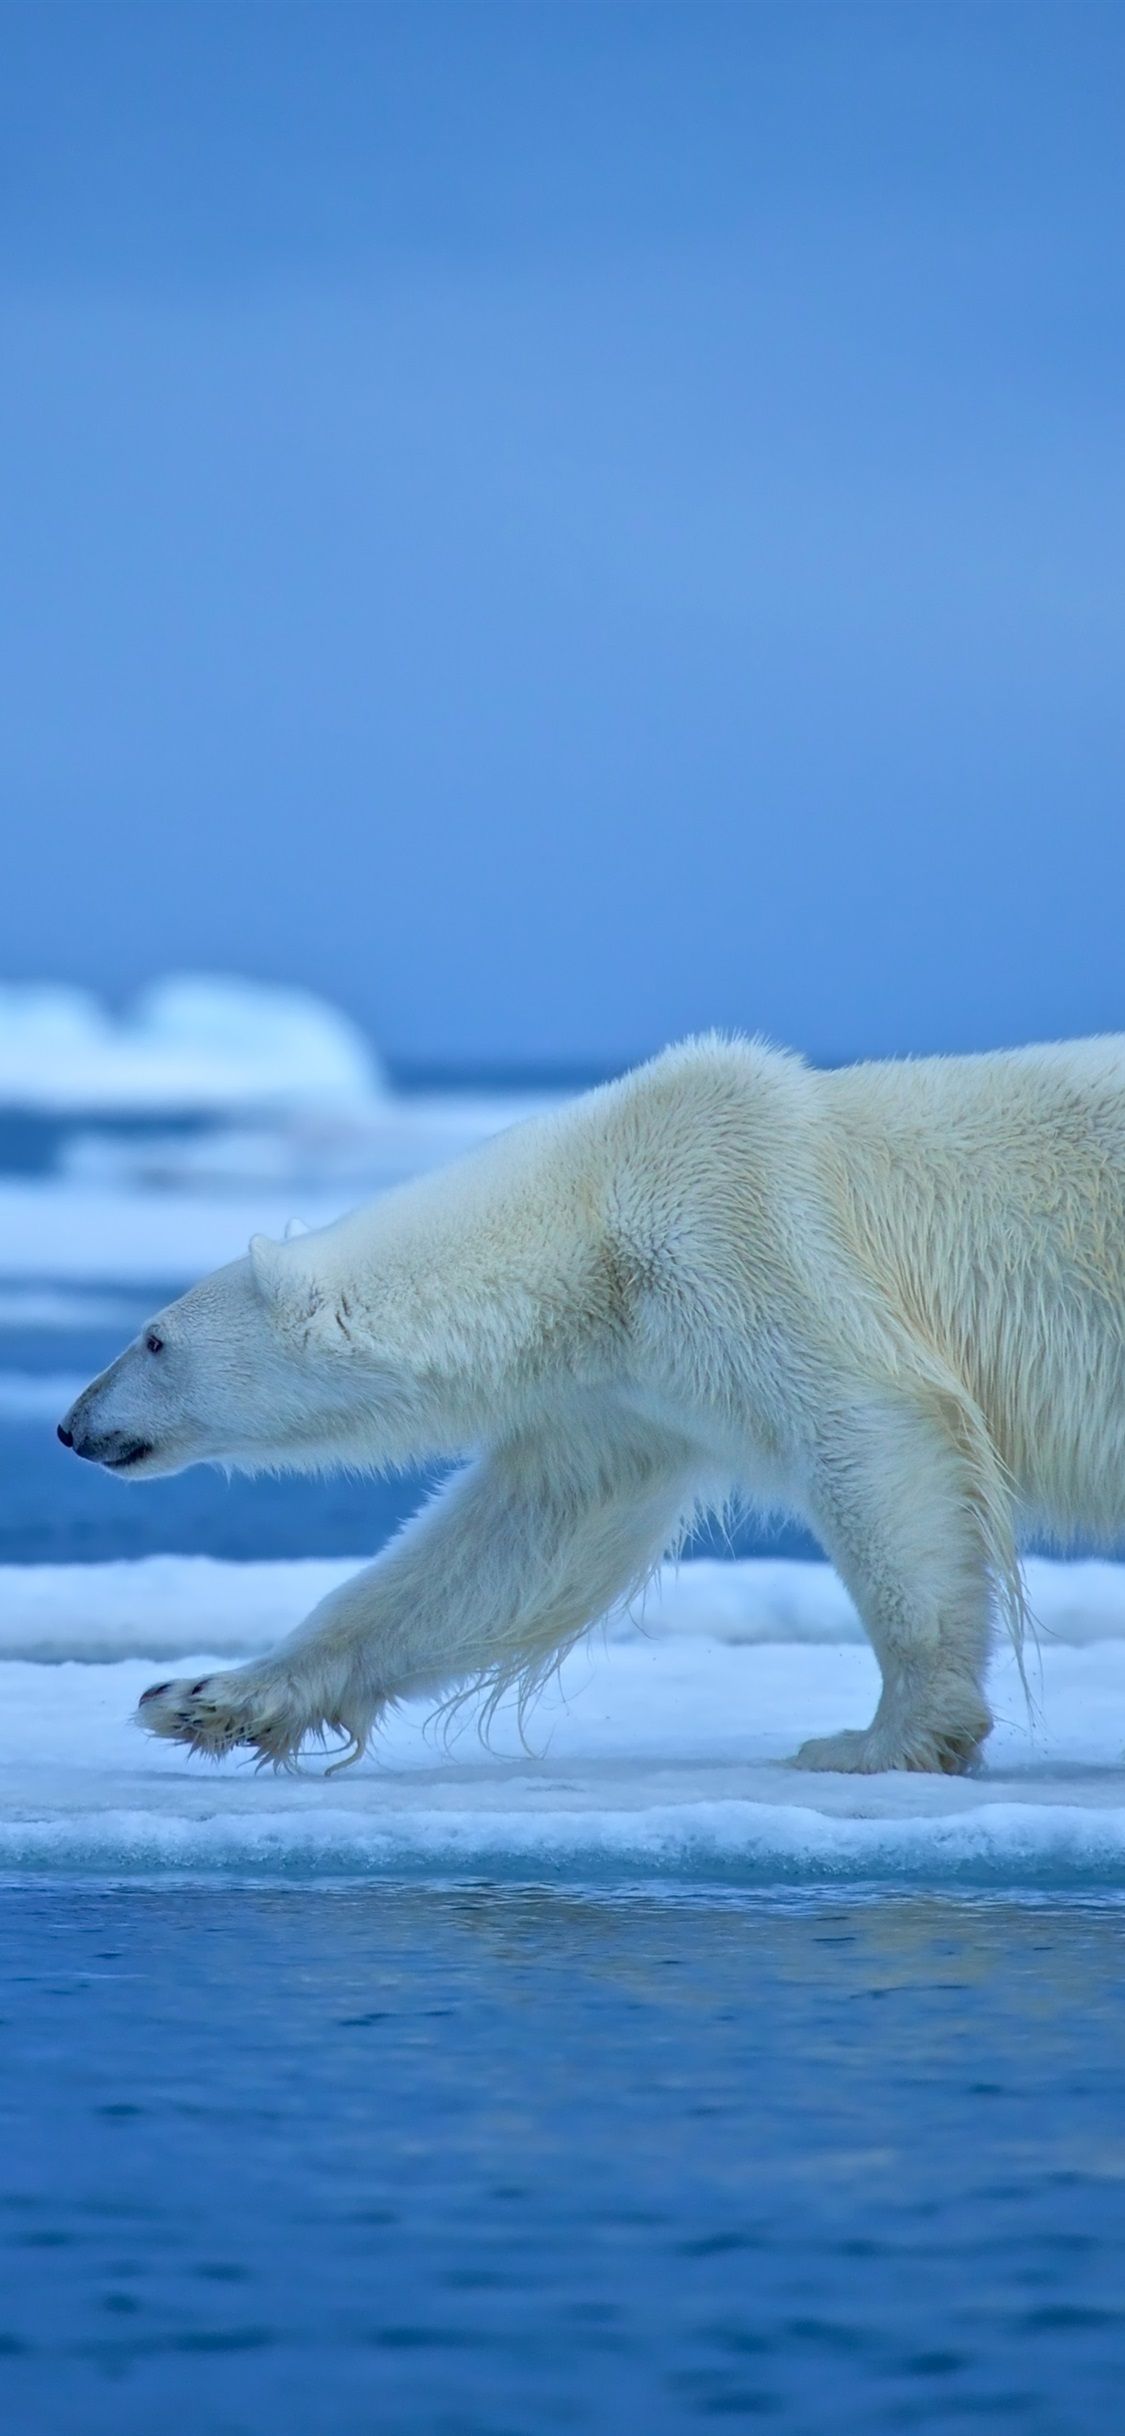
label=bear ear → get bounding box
[283,1216,310,1242]
[248,1231,348,1350]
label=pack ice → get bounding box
[4,1555,1125,1886]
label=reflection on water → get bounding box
[1,1883,1123,2432]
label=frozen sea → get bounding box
[2,1002,1125,2434]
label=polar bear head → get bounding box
[55,1233,414,1480]
[58,1112,604,1481]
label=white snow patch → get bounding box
[0,1555,358,1662]
[2,1557,1125,1883]
[0,1552,1119,1665]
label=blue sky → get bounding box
[3,1,1124,1068]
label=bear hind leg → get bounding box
[792,1391,1012,1776]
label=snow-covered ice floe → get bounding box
[0,976,384,1111]
[3,1556,1125,1887]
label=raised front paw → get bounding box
[136,1663,368,1772]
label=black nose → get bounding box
[57,1424,74,1449]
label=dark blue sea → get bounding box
[2,1102,1124,2433]
[3,1885,1124,2435]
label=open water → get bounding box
[2,1884,1124,2435]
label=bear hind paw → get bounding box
[792,1703,990,1776]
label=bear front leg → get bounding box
[791,1392,1010,1775]
[138,1420,698,1769]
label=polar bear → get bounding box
[58,1033,1125,1775]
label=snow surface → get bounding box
[3,1555,1125,1885]
[0,976,384,1111]
[6,1551,1125,1664]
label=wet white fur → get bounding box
[62,1033,1125,1773]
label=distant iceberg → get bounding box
[0,975,385,1112]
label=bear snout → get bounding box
[56,1392,89,1455]
[56,1393,153,1471]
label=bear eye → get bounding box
[145,1332,164,1356]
